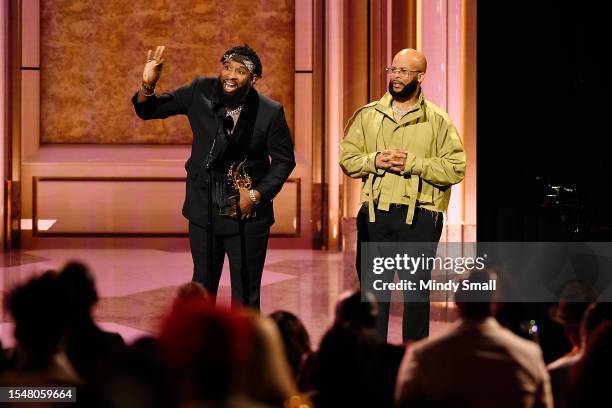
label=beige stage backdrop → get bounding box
[39,0,294,144]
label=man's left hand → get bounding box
[388,149,408,173]
[239,188,261,219]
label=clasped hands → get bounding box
[375,149,408,174]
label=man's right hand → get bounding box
[375,149,407,172]
[138,46,165,101]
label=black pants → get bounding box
[357,204,443,342]
[189,221,270,309]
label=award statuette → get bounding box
[218,159,256,219]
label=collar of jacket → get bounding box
[374,90,426,123]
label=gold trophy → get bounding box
[219,159,255,219]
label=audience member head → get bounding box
[159,297,251,405]
[269,310,311,380]
[313,323,381,407]
[56,261,98,323]
[241,310,297,407]
[88,338,177,408]
[455,269,497,319]
[174,281,210,303]
[6,271,68,365]
[334,289,379,328]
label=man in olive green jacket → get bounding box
[339,49,466,342]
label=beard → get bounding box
[388,77,418,99]
[218,76,251,108]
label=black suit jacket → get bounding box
[133,76,296,233]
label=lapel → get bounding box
[208,80,230,163]
[374,91,426,124]
[198,79,227,164]
[228,87,259,158]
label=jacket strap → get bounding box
[367,174,376,222]
[406,175,419,224]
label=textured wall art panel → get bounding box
[40,0,294,144]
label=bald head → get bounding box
[393,49,427,73]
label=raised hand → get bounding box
[142,45,165,88]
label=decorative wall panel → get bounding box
[39,0,294,144]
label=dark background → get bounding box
[477,1,611,362]
[477,1,612,243]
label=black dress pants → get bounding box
[357,204,443,342]
[189,221,270,309]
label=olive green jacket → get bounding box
[339,91,466,224]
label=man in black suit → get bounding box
[132,44,295,309]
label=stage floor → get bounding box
[0,248,454,348]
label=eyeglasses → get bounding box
[384,67,422,77]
